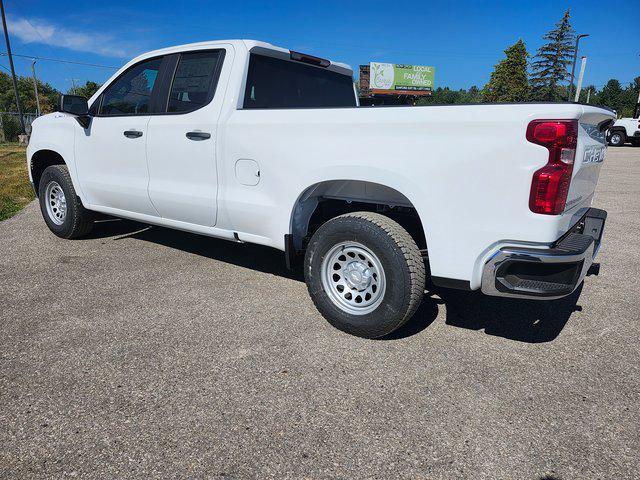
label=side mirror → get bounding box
[60,94,89,115]
[60,95,91,128]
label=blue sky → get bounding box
[1,0,637,93]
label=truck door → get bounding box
[146,48,229,226]
[75,56,163,216]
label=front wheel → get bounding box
[608,131,626,147]
[38,165,94,239]
[304,212,425,338]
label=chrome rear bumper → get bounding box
[481,208,606,300]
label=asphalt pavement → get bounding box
[1,147,639,479]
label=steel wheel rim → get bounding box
[321,241,386,315]
[611,133,621,144]
[45,181,67,225]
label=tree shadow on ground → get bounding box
[85,219,583,343]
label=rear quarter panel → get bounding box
[222,103,609,287]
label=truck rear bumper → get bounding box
[481,208,606,300]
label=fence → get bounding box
[0,112,39,142]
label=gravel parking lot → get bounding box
[1,147,639,479]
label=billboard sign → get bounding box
[369,62,435,93]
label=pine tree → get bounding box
[597,79,625,114]
[530,9,575,101]
[483,40,530,102]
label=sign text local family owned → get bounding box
[370,62,435,92]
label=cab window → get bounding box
[99,57,162,116]
[243,54,356,109]
[167,50,224,113]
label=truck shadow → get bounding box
[432,285,583,343]
[87,219,301,280]
[381,285,581,343]
[86,219,582,343]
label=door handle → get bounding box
[186,131,211,141]
[124,130,143,138]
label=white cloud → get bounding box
[8,17,133,58]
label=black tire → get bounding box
[304,212,425,338]
[38,165,94,239]
[608,130,626,147]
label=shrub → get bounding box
[1,114,21,142]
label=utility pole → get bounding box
[568,33,589,102]
[0,0,26,134]
[634,54,640,119]
[31,59,40,116]
[574,56,587,102]
[586,88,591,104]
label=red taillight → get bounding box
[526,120,578,215]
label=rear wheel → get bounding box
[38,165,94,239]
[304,212,425,338]
[608,131,626,146]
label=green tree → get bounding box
[483,39,530,102]
[595,79,640,117]
[597,79,624,114]
[577,84,597,104]
[530,9,575,101]
[417,86,484,106]
[0,72,61,114]
[620,77,640,117]
[68,81,102,99]
[462,85,483,103]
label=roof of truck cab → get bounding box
[124,39,352,72]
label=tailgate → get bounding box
[565,107,615,212]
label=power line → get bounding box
[0,52,118,69]
[1,2,118,69]
[5,1,84,83]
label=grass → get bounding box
[0,143,34,221]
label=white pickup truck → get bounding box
[607,117,640,146]
[27,40,614,338]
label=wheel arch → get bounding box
[289,179,428,254]
[30,149,69,197]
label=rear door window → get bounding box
[99,57,162,116]
[243,54,356,109]
[167,50,224,113]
